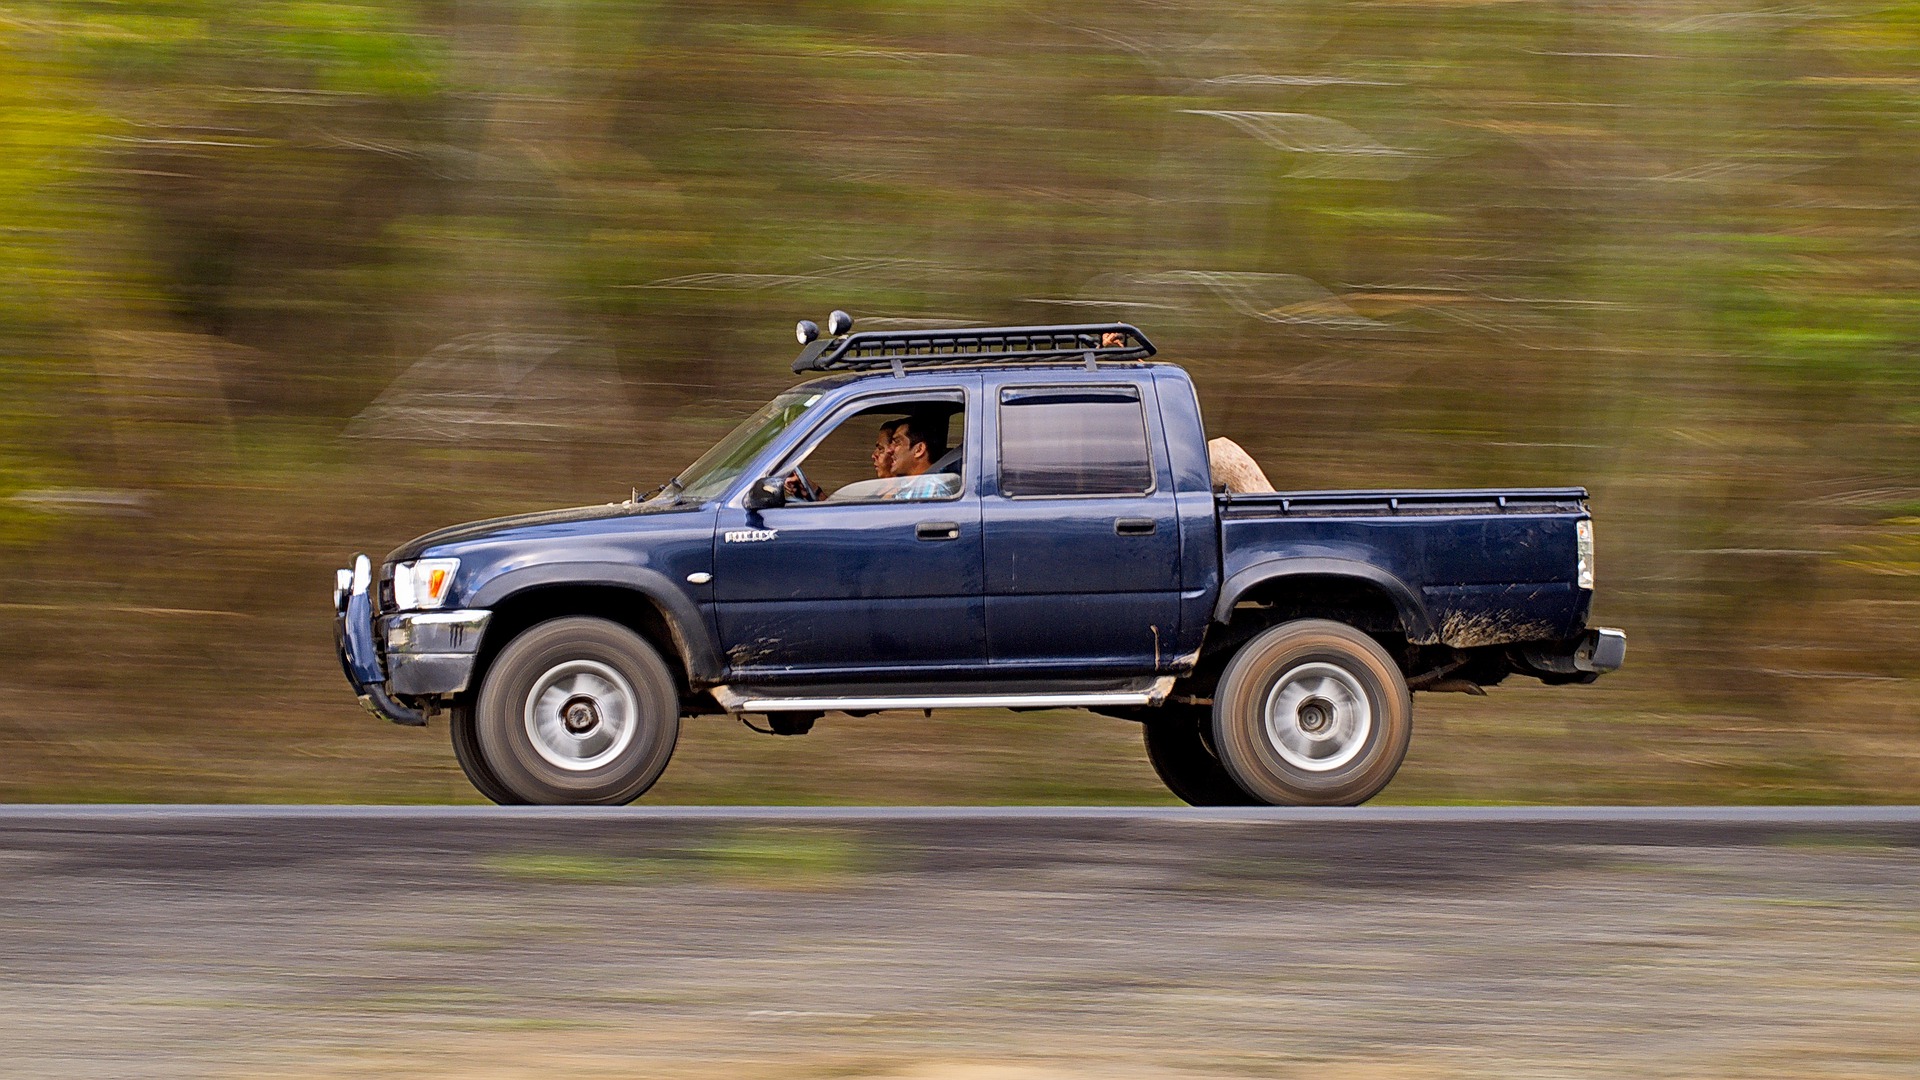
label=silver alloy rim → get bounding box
[523,659,638,771]
[1262,661,1372,773]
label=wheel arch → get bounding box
[1215,558,1434,644]
[467,567,722,697]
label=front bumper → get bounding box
[333,553,489,725]
[383,610,491,696]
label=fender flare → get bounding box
[1214,557,1436,643]
[469,563,723,684]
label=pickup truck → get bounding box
[334,320,1624,806]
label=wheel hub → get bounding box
[523,659,639,772]
[561,696,601,735]
[1297,697,1333,734]
[1262,662,1373,773]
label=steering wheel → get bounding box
[786,466,822,502]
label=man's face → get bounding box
[888,427,930,476]
[871,425,898,478]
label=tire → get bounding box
[449,700,526,806]
[473,617,681,805]
[1212,619,1412,806]
[1143,708,1260,806]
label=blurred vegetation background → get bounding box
[1,0,1915,803]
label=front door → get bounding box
[712,384,985,683]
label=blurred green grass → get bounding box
[482,829,874,887]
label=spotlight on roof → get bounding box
[796,319,820,345]
[826,309,854,336]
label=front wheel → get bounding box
[473,617,681,805]
[450,700,526,806]
[1212,619,1412,806]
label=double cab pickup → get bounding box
[335,320,1624,805]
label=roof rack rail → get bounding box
[792,322,1156,374]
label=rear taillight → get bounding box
[1576,519,1595,590]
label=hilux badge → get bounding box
[724,528,778,544]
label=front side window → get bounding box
[998,386,1153,497]
[778,393,966,504]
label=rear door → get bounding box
[980,376,1183,675]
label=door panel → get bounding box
[712,379,985,681]
[982,496,1182,671]
[713,501,984,679]
[982,379,1184,674]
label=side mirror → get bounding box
[743,476,786,511]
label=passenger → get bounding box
[880,414,957,500]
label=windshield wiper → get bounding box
[636,476,684,503]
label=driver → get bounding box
[784,417,902,501]
[870,418,904,480]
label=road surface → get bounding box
[2,807,1916,1079]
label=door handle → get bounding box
[916,521,960,541]
[1114,517,1157,536]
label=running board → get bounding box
[710,677,1176,714]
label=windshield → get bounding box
[663,391,818,503]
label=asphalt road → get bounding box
[4,807,1917,1080]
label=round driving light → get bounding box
[826,309,853,336]
[796,319,819,345]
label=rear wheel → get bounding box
[1212,619,1412,806]
[473,617,681,805]
[1143,708,1260,806]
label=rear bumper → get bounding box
[333,554,489,725]
[1516,627,1626,683]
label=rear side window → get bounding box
[998,385,1154,497]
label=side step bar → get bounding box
[710,677,1176,714]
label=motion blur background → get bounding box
[1,0,1914,803]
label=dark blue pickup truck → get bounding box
[335,320,1623,806]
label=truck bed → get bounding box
[1215,487,1593,648]
[1218,487,1589,518]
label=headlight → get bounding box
[1576,519,1595,590]
[392,558,460,610]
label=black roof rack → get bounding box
[792,322,1156,374]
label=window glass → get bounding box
[670,391,817,502]
[781,394,965,504]
[998,386,1153,497]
